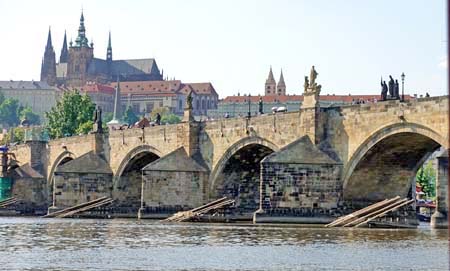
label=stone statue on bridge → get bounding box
[388,75,395,98]
[304,76,309,93]
[309,66,318,88]
[92,106,103,133]
[186,91,193,110]
[380,78,388,101]
[394,79,400,99]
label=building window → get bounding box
[179,100,182,110]
[196,100,200,109]
[146,103,153,113]
[132,104,140,113]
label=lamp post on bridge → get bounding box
[247,93,251,119]
[401,72,405,102]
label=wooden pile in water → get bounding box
[325,196,415,228]
[43,197,113,218]
[0,197,17,208]
[163,197,235,222]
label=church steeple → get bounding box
[277,69,286,95]
[106,31,112,62]
[265,66,277,96]
[74,10,90,48]
[45,27,53,50]
[59,30,69,63]
[41,27,56,85]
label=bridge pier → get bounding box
[431,150,448,229]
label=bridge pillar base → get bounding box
[431,211,448,229]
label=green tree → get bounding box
[151,106,181,124]
[20,106,40,125]
[0,98,20,127]
[161,113,181,124]
[416,161,436,199]
[0,127,25,145]
[45,90,95,138]
[122,106,139,125]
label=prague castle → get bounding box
[40,12,163,87]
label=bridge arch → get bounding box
[48,151,76,205]
[48,151,76,184]
[113,145,161,209]
[209,136,279,213]
[343,122,445,206]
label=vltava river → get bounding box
[0,217,447,270]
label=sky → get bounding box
[0,0,447,98]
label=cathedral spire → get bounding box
[74,10,89,47]
[278,69,285,86]
[267,66,275,82]
[59,30,69,63]
[46,27,53,50]
[277,69,286,95]
[265,66,277,96]
[106,31,112,62]
[41,27,56,85]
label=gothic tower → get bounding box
[59,30,69,63]
[277,69,286,95]
[265,66,277,96]
[40,27,57,86]
[106,31,113,76]
[66,11,94,87]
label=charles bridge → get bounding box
[7,77,449,228]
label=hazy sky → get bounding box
[0,0,447,98]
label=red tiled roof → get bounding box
[109,80,217,97]
[80,83,115,95]
[110,80,182,95]
[59,83,115,95]
[222,94,414,103]
[185,82,217,96]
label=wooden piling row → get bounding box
[325,196,414,228]
[163,197,235,222]
[43,196,113,218]
[0,197,17,208]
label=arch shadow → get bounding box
[343,122,446,190]
[209,136,279,196]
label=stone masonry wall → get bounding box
[11,177,47,209]
[53,172,113,208]
[261,162,343,214]
[141,171,207,212]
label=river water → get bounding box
[0,217,447,271]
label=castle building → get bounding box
[41,12,163,87]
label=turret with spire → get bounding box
[59,31,69,63]
[276,69,286,95]
[40,27,57,86]
[73,11,90,48]
[66,11,94,86]
[265,66,277,96]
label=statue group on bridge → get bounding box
[380,75,400,101]
[304,66,322,93]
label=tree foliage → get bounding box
[0,127,25,145]
[416,161,436,199]
[20,106,40,125]
[151,106,181,124]
[45,90,95,138]
[122,106,139,125]
[0,92,40,127]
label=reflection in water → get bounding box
[0,217,447,270]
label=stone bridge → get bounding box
[10,90,449,227]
